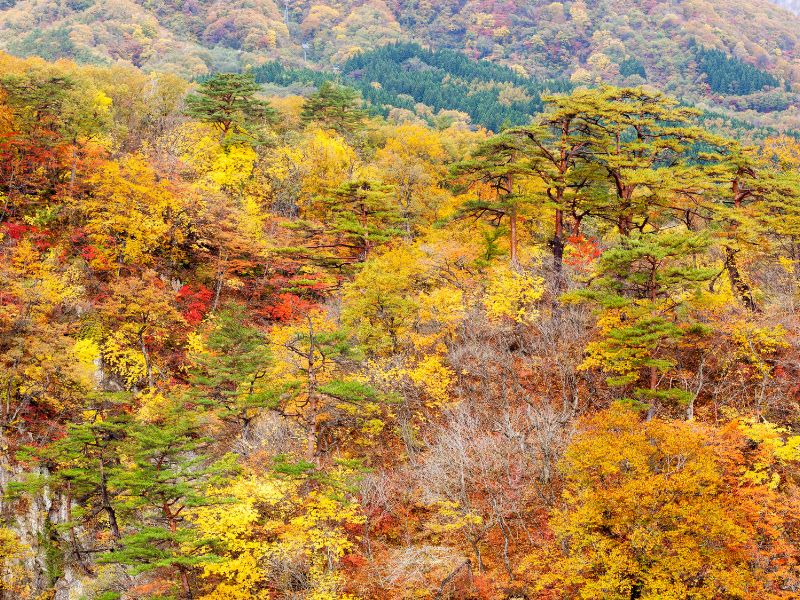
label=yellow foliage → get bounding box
[136,391,174,424]
[0,528,30,599]
[763,135,800,168]
[483,265,544,323]
[190,470,363,600]
[428,500,483,534]
[407,355,455,407]
[270,309,340,384]
[83,155,187,265]
[342,245,427,354]
[730,321,788,377]
[72,338,100,387]
[208,145,258,191]
[102,331,147,388]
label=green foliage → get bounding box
[619,57,646,79]
[300,80,367,136]
[99,411,238,586]
[185,72,275,140]
[251,61,332,88]
[693,43,780,95]
[323,179,404,259]
[188,303,277,427]
[342,42,571,131]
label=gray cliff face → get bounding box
[0,440,89,600]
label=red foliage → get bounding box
[340,553,368,570]
[3,222,35,240]
[263,292,315,322]
[0,131,72,199]
[472,574,498,599]
[564,234,601,271]
[81,245,98,261]
[70,228,87,244]
[176,284,213,325]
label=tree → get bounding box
[0,528,30,600]
[101,406,237,599]
[99,271,184,390]
[190,464,365,600]
[564,86,725,236]
[270,310,384,463]
[529,405,800,599]
[0,236,88,439]
[572,231,716,414]
[451,133,533,266]
[187,304,276,437]
[30,412,130,544]
[374,123,448,239]
[300,81,367,138]
[0,70,77,212]
[80,155,191,268]
[503,112,595,279]
[324,178,402,261]
[185,73,275,140]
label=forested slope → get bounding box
[3,0,800,126]
[2,49,800,599]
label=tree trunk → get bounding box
[99,460,120,541]
[179,568,192,600]
[305,317,319,465]
[138,328,154,389]
[166,508,193,600]
[553,207,565,280]
[724,246,758,312]
[509,207,519,268]
[469,538,484,573]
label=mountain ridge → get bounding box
[3,0,800,86]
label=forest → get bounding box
[252,43,572,132]
[3,0,800,129]
[3,44,800,599]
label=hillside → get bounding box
[3,0,800,126]
[5,0,800,591]
[3,48,800,599]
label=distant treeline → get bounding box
[252,43,571,131]
[692,42,781,95]
[250,42,789,138]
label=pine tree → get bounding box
[40,415,130,542]
[325,179,403,261]
[504,102,598,279]
[271,312,383,464]
[572,231,716,414]
[300,81,367,137]
[451,133,532,266]
[185,72,275,139]
[566,86,727,236]
[187,303,276,435]
[101,407,237,599]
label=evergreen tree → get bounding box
[325,179,402,261]
[188,304,276,434]
[272,313,383,464]
[101,408,237,599]
[451,134,533,266]
[572,87,726,236]
[571,231,716,415]
[40,415,130,542]
[504,106,597,279]
[693,45,779,95]
[300,81,367,137]
[185,72,275,139]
